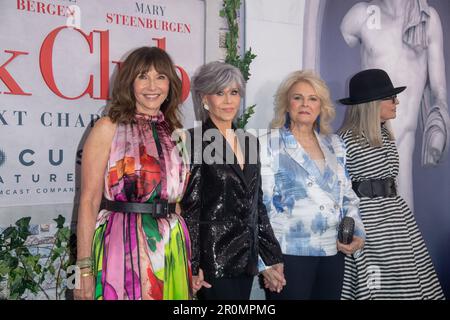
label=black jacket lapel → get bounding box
[203,118,248,188]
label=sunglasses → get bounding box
[381,95,398,103]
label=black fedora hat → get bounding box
[339,69,406,105]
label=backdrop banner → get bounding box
[0,0,204,207]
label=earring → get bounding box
[203,104,210,111]
[284,112,291,128]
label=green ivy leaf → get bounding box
[53,247,65,257]
[48,265,55,275]
[57,228,70,242]
[4,255,19,269]
[221,0,257,125]
[54,215,65,229]
[24,279,39,293]
[9,292,20,300]
[237,105,256,129]
[9,269,26,299]
[2,227,17,240]
[51,253,59,263]
[23,255,38,269]
[34,263,42,274]
[0,261,9,275]
[15,217,31,229]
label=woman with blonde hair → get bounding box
[338,69,444,299]
[260,70,365,299]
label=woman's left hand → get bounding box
[337,236,365,255]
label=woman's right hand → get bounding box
[74,274,95,300]
[337,236,365,255]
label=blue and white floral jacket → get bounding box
[259,127,365,259]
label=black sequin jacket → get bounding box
[181,118,283,279]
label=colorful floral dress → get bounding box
[91,112,191,300]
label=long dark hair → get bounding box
[108,46,182,131]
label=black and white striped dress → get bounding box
[339,127,444,300]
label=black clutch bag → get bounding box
[338,216,355,245]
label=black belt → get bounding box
[352,178,397,198]
[105,199,175,218]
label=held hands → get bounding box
[337,236,365,255]
[192,268,212,294]
[261,263,286,293]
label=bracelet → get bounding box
[79,265,91,270]
[77,263,92,270]
[76,257,92,269]
[81,272,93,277]
[77,257,92,262]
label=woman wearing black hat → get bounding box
[338,69,444,299]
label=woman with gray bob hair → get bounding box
[191,61,245,122]
[181,61,284,300]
